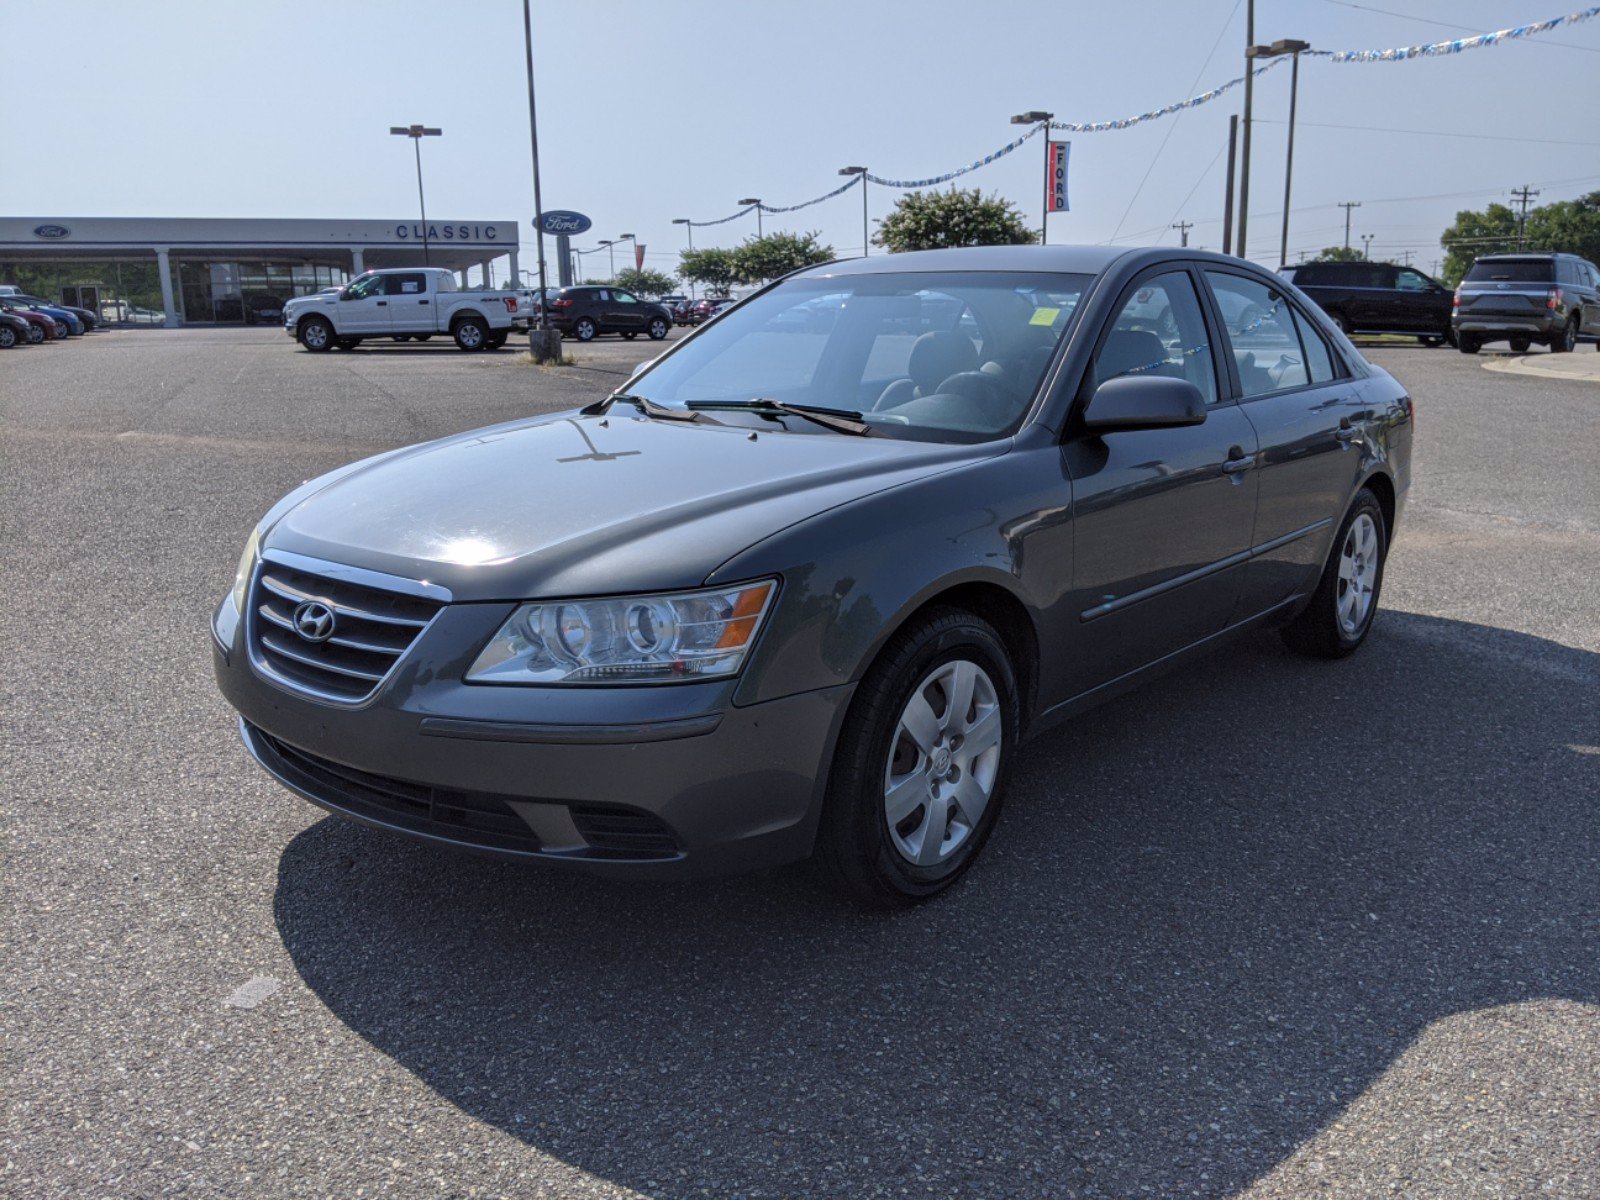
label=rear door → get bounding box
[1393,267,1449,334]
[384,271,431,332]
[336,273,391,334]
[1063,265,1261,690]
[1203,268,1366,620]
[609,289,647,333]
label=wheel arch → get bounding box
[897,580,1041,730]
[1361,467,1397,539]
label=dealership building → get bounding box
[0,217,521,326]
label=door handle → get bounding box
[1222,447,1255,474]
[418,299,429,305]
[1335,417,1356,442]
[376,300,387,306]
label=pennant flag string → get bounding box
[677,7,1599,232]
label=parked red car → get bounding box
[0,299,59,342]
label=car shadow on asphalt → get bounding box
[273,611,1599,1197]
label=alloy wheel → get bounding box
[1337,513,1379,636]
[301,322,328,350]
[883,659,1003,867]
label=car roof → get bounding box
[1476,252,1561,261]
[791,244,1295,283]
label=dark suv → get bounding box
[1279,261,1454,346]
[1452,252,1600,354]
[545,286,672,342]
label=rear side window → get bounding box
[1466,259,1554,283]
[1291,307,1336,384]
[386,273,428,296]
[1394,269,1433,293]
[1204,271,1308,397]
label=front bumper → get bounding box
[213,595,853,879]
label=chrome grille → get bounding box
[248,557,444,701]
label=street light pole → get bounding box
[1361,233,1375,260]
[1238,0,1256,260]
[598,239,615,278]
[738,199,763,238]
[672,219,695,298]
[839,167,868,257]
[1010,112,1054,243]
[1244,37,1312,270]
[618,233,636,276]
[520,0,550,334]
[390,124,442,267]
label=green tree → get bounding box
[732,231,834,284]
[678,247,740,295]
[1307,246,1366,263]
[610,267,678,297]
[1525,191,1600,266]
[874,187,1037,253]
[1440,202,1518,284]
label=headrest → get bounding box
[908,330,978,392]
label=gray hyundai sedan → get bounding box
[213,246,1412,905]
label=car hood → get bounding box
[264,412,998,600]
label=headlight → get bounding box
[230,528,260,613]
[467,579,776,685]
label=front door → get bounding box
[1063,267,1260,692]
[337,273,391,334]
[609,289,646,333]
[1394,266,1448,334]
[1203,268,1366,619]
[384,271,431,332]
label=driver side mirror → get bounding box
[1082,375,1206,433]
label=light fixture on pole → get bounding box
[618,233,636,276]
[1361,233,1375,260]
[1009,112,1054,243]
[389,124,442,267]
[838,167,869,257]
[598,239,615,278]
[738,199,763,238]
[1246,37,1311,269]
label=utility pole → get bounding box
[520,0,557,360]
[1237,0,1256,259]
[1338,201,1361,249]
[1511,185,1540,250]
[1171,220,1193,247]
[1222,114,1238,255]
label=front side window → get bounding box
[343,273,386,300]
[1395,269,1432,292]
[614,291,639,305]
[1094,271,1217,405]
[625,270,1093,442]
[1204,271,1309,397]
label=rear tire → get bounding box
[335,337,361,351]
[1281,489,1387,659]
[298,316,334,352]
[1332,313,1353,337]
[1550,316,1578,354]
[817,608,1019,907]
[1418,335,1444,348]
[1456,332,1480,354]
[453,317,488,351]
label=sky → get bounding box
[4,0,1599,281]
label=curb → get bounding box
[1480,351,1600,386]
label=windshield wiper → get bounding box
[685,398,874,436]
[581,392,704,422]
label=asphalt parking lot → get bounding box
[3,327,1597,1199]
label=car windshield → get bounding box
[1466,259,1554,283]
[626,271,1092,442]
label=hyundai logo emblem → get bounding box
[33,224,70,239]
[291,600,337,642]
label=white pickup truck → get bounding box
[283,267,525,352]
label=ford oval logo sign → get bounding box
[33,224,70,239]
[538,210,591,235]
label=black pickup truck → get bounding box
[1279,261,1454,346]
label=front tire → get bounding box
[1551,316,1578,354]
[818,609,1019,907]
[298,316,334,352]
[573,316,597,342]
[453,317,488,351]
[1281,489,1387,659]
[0,325,15,349]
[648,317,669,340]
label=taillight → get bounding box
[550,297,574,309]
[1547,287,1563,310]
[503,297,518,313]
[1452,287,1461,307]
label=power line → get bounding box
[1253,118,1600,148]
[1511,184,1542,249]
[1316,0,1600,54]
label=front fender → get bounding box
[710,441,1074,708]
